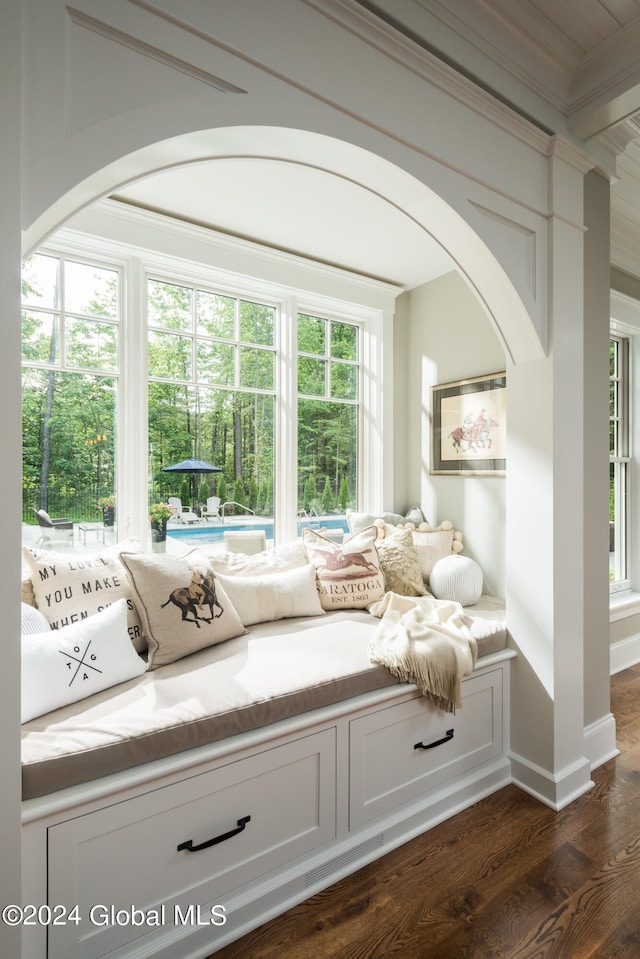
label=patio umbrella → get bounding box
[162,458,223,504]
[162,458,222,474]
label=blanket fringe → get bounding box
[369,648,462,713]
[367,592,478,715]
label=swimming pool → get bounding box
[167,516,349,546]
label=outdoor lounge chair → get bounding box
[167,497,201,525]
[202,496,221,521]
[223,529,267,555]
[33,508,74,547]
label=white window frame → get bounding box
[34,209,395,547]
[21,244,126,524]
[610,333,630,593]
[609,288,640,603]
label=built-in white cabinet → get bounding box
[349,668,503,828]
[46,730,336,959]
[22,654,513,959]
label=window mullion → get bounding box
[276,297,298,544]
[121,258,149,545]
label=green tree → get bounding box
[233,476,246,512]
[257,479,268,514]
[321,476,334,512]
[197,479,210,505]
[179,477,191,506]
[338,476,351,511]
[303,475,318,513]
[248,476,258,511]
[216,475,228,507]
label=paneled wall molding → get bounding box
[467,199,537,302]
[65,6,247,136]
[67,7,247,94]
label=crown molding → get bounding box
[303,0,554,153]
[412,0,576,111]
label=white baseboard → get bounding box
[583,712,619,769]
[509,751,593,811]
[610,633,640,674]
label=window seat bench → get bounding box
[21,595,512,959]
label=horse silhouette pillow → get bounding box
[120,550,246,669]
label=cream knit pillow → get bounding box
[429,555,483,606]
[375,526,426,596]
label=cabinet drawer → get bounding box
[47,729,336,959]
[349,669,502,829]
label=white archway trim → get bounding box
[23,126,543,366]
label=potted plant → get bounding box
[97,495,115,527]
[149,502,173,551]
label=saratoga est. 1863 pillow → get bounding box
[302,525,385,610]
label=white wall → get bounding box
[401,271,507,597]
[0,1,24,951]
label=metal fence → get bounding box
[23,489,114,525]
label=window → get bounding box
[147,277,276,520]
[297,313,359,514]
[22,252,120,532]
[610,334,630,590]
[22,229,383,550]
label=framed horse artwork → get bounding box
[430,372,506,475]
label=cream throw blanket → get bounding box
[368,593,478,713]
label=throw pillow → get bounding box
[21,599,147,724]
[120,550,246,669]
[22,541,146,653]
[429,555,483,606]
[216,563,324,626]
[375,526,427,596]
[346,506,426,534]
[21,573,36,608]
[204,539,308,577]
[410,522,464,583]
[302,525,385,610]
[21,602,50,635]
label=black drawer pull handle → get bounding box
[414,729,454,750]
[177,815,251,853]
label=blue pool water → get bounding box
[167,516,349,546]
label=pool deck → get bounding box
[22,513,348,554]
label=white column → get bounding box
[507,139,595,808]
[583,169,616,766]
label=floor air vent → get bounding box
[304,834,385,888]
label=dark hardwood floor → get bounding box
[210,665,640,959]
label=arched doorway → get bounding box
[24,127,541,367]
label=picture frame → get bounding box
[430,372,506,476]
